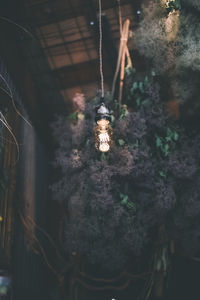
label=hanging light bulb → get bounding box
[94,1,113,152]
[94,101,113,152]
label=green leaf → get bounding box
[111,115,115,123]
[101,153,107,161]
[125,66,136,77]
[163,144,169,156]
[131,82,138,93]
[141,99,149,106]
[119,105,129,119]
[144,76,149,88]
[167,127,173,137]
[120,193,124,199]
[136,98,141,106]
[159,171,166,178]
[173,132,179,141]
[156,136,162,147]
[165,136,171,142]
[121,194,129,205]
[165,144,169,151]
[120,193,128,200]
[125,67,131,77]
[151,70,156,77]
[67,112,78,121]
[118,139,125,146]
[165,128,173,142]
[127,202,136,212]
[139,81,144,92]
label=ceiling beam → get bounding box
[19,0,133,27]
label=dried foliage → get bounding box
[178,14,200,71]
[133,0,200,108]
[51,79,200,271]
[133,2,179,73]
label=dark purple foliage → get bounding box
[51,86,200,271]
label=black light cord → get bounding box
[98,0,104,99]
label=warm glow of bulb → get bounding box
[99,142,110,152]
[98,122,110,152]
[97,119,109,128]
[99,131,110,143]
[94,118,112,152]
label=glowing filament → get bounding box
[94,119,112,152]
[99,131,110,143]
[99,142,110,152]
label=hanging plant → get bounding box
[51,67,200,272]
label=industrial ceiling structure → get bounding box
[16,0,140,110]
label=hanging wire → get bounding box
[0,74,32,128]
[0,112,20,165]
[0,16,34,39]
[98,0,104,99]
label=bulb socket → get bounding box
[95,102,111,123]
